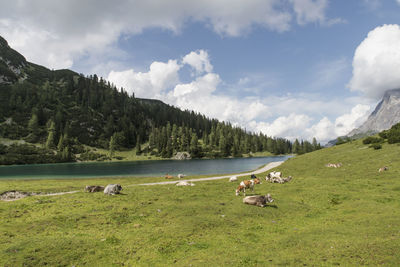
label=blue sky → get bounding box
[1,0,400,143]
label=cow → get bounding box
[104,184,123,195]
[84,185,105,192]
[253,178,262,184]
[235,180,255,196]
[165,174,174,179]
[326,163,342,168]
[229,176,238,182]
[177,174,186,179]
[266,176,293,184]
[176,181,195,186]
[378,166,388,172]
[266,171,282,181]
[243,194,274,207]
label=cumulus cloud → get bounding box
[182,50,213,75]
[349,24,400,99]
[251,114,312,140]
[107,60,180,98]
[290,0,344,26]
[107,49,372,144]
[333,104,371,136]
[250,104,370,143]
[0,0,340,69]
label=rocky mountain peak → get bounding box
[348,88,400,137]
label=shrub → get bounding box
[370,143,382,150]
[387,129,400,144]
[379,130,389,139]
[363,136,383,144]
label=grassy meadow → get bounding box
[1,139,400,266]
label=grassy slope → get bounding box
[1,139,400,266]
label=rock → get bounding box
[172,152,191,160]
[348,89,400,136]
[0,191,31,201]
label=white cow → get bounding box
[176,181,195,186]
[104,184,123,195]
[229,176,238,182]
[266,171,282,181]
[177,174,186,179]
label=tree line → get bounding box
[0,63,321,164]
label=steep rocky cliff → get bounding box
[348,89,400,136]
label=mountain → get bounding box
[0,35,306,164]
[348,89,400,137]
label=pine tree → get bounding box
[293,139,300,154]
[45,120,56,149]
[312,137,318,150]
[135,135,141,155]
[190,133,199,157]
[28,113,39,134]
[109,134,116,158]
[57,134,64,151]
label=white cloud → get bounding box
[0,0,340,69]
[333,104,370,136]
[107,49,372,144]
[107,60,180,98]
[250,104,370,143]
[349,24,400,99]
[182,50,213,75]
[251,114,312,140]
[290,0,344,26]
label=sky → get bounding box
[1,0,400,143]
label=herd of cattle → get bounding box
[84,163,389,208]
[83,170,292,208]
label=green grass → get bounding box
[1,139,400,266]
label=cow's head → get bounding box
[265,194,274,203]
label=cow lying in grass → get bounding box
[176,181,195,186]
[165,174,174,179]
[243,194,274,207]
[378,166,388,172]
[267,171,282,180]
[325,163,342,168]
[235,178,261,196]
[84,185,105,192]
[229,176,238,182]
[266,176,293,184]
[104,184,122,195]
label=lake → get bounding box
[0,156,290,179]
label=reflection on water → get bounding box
[0,155,291,179]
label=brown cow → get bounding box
[165,174,174,179]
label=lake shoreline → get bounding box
[0,155,291,180]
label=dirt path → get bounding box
[128,160,284,186]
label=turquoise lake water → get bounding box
[0,156,290,179]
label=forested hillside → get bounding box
[0,36,320,164]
